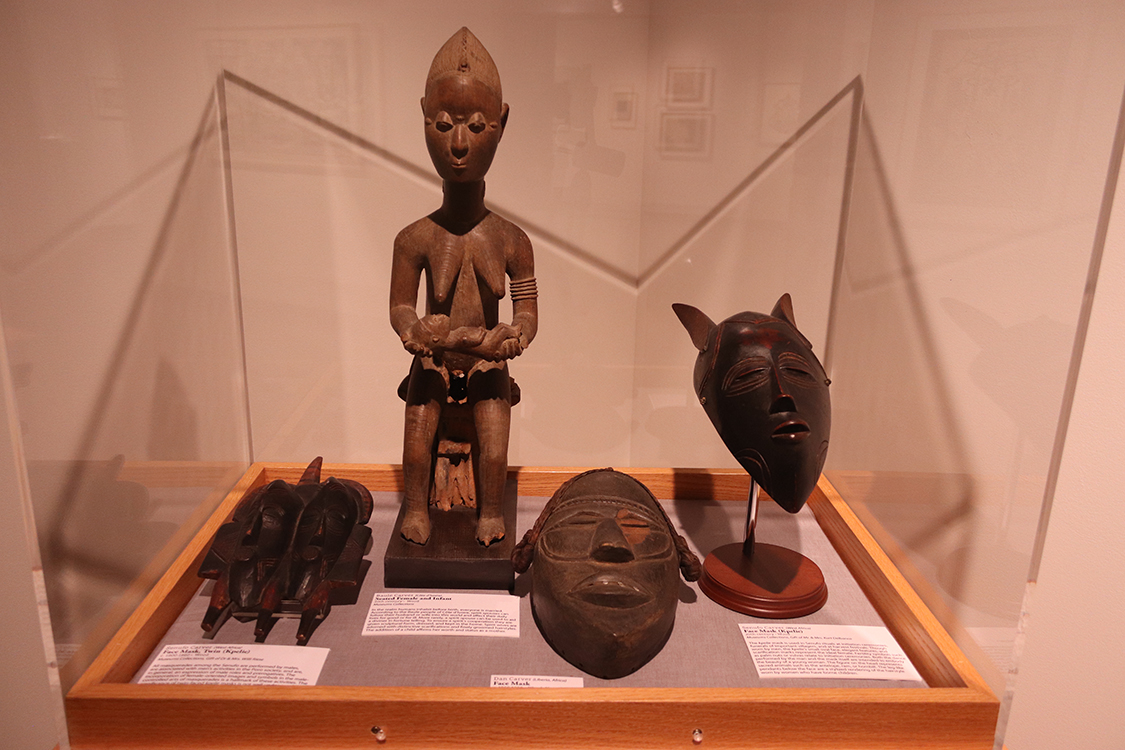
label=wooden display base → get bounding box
[66,464,999,749]
[383,483,517,590]
[700,542,828,618]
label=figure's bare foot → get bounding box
[400,509,431,545]
[476,515,506,546]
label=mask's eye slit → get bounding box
[723,356,771,394]
[779,352,819,383]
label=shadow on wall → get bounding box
[147,358,200,460]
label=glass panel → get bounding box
[223,65,654,467]
[632,85,857,468]
[225,72,858,472]
[824,11,1125,711]
[0,87,252,696]
[222,73,439,463]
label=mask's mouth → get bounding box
[771,419,810,443]
[569,575,651,608]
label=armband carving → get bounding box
[509,277,538,302]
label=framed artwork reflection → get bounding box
[610,90,638,128]
[659,112,712,159]
[665,66,713,109]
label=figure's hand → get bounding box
[478,323,524,362]
[494,336,524,361]
[402,314,450,356]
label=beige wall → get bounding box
[825,0,1125,702]
[1003,101,1125,750]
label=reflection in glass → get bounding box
[824,106,1098,696]
[0,85,251,690]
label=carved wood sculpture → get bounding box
[198,457,373,644]
[388,27,537,564]
[674,295,831,618]
[513,468,701,679]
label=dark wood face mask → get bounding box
[674,295,831,513]
[512,469,700,679]
[198,457,373,645]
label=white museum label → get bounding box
[739,624,923,681]
[138,644,329,686]
[363,592,519,638]
[490,675,584,688]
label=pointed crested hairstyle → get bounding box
[426,26,502,102]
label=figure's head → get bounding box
[421,27,509,183]
[673,294,831,513]
[512,469,700,679]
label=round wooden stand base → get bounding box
[699,542,828,618]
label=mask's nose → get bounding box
[590,518,635,563]
[768,365,796,414]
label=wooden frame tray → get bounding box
[66,464,998,749]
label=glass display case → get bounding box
[4,2,1124,748]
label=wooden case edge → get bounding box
[65,464,999,749]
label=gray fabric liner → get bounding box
[139,489,927,689]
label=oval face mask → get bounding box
[673,295,831,513]
[512,469,700,679]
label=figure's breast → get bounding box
[431,229,507,327]
[430,234,464,305]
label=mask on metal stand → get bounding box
[673,294,830,617]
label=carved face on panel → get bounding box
[673,294,831,513]
[291,480,360,593]
[229,480,304,609]
[512,469,700,679]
